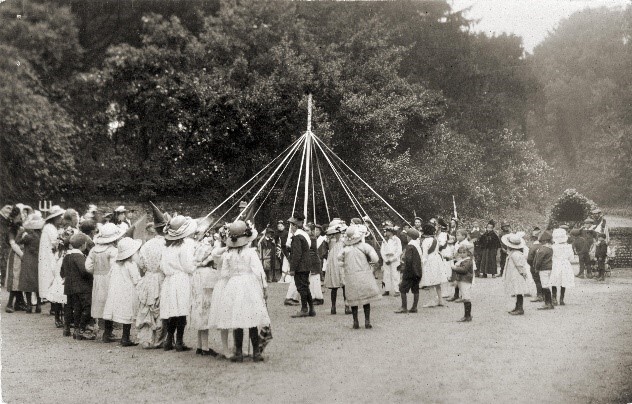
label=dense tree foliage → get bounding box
[528,6,632,203]
[1,0,554,220]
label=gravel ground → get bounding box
[2,274,632,404]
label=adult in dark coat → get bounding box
[20,211,45,313]
[287,213,315,318]
[478,220,501,278]
[0,205,12,287]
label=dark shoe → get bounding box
[457,316,472,322]
[313,299,324,306]
[330,307,336,315]
[284,299,300,306]
[394,308,408,314]
[409,308,418,313]
[163,334,174,351]
[35,305,41,314]
[55,319,64,328]
[352,322,360,329]
[365,322,372,329]
[344,306,352,315]
[63,327,72,337]
[77,330,96,341]
[121,340,138,347]
[175,343,191,352]
[537,304,554,310]
[382,292,390,296]
[196,348,203,355]
[308,309,316,317]
[559,300,565,306]
[200,349,218,357]
[230,352,244,362]
[252,352,264,362]
[291,310,310,318]
[509,309,524,315]
[25,306,33,314]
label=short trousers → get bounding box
[399,274,421,294]
[457,281,472,301]
[539,270,551,288]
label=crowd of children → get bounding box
[0,201,613,362]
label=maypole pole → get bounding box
[302,94,313,225]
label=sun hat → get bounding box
[94,223,124,244]
[225,220,258,248]
[69,233,91,249]
[116,237,142,261]
[114,206,128,213]
[344,224,366,246]
[539,231,553,243]
[552,228,568,244]
[422,224,436,236]
[45,205,66,222]
[164,215,198,241]
[23,211,45,230]
[584,218,595,224]
[350,217,363,225]
[501,233,527,250]
[405,228,420,240]
[325,219,347,235]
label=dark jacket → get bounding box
[60,250,93,295]
[308,237,322,275]
[533,245,553,272]
[479,230,501,251]
[595,240,608,261]
[572,236,590,257]
[453,257,473,283]
[289,230,311,274]
[402,244,422,278]
[527,242,541,268]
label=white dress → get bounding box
[38,223,58,299]
[190,241,219,330]
[550,243,575,288]
[102,260,141,324]
[214,247,270,330]
[207,246,229,329]
[86,244,118,319]
[160,238,195,319]
[420,237,447,287]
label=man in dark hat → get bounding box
[498,221,511,277]
[287,213,315,318]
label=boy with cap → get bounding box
[535,231,554,310]
[287,213,316,318]
[395,228,422,313]
[60,233,95,339]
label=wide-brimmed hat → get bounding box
[94,223,124,244]
[552,228,568,244]
[164,216,198,241]
[405,228,420,240]
[114,206,128,213]
[344,224,366,246]
[539,231,553,243]
[23,211,45,230]
[116,237,142,261]
[225,220,258,248]
[501,233,527,250]
[325,219,347,235]
[45,205,66,222]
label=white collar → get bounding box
[67,248,84,256]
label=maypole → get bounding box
[302,94,313,225]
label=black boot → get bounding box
[231,329,244,362]
[559,287,566,306]
[510,295,524,315]
[14,292,27,311]
[330,289,337,315]
[156,319,169,349]
[551,287,558,305]
[458,302,472,322]
[175,316,191,351]
[307,294,316,317]
[63,302,73,337]
[121,324,138,347]
[395,293,408,313]
[103,320,117,343]
[363,304,372,329]
[54,304,64,328]
[249,327,263,362]
[538,289,554,310]
[24,292,33,313]
[5,291,16,313]
[291,297,310,318]
[446,287,459,302]
[410,293,420,313]
[351,306,360,329]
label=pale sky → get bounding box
[451,0,630,53]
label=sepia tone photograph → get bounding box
[0,0,631,403]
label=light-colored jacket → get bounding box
[380,236,402,268]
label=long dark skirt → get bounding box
[479,248,498,275]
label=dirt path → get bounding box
[2,273,632,403]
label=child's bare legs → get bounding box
[435,285,444,306]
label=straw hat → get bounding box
[94,223,123,244]
[45,205,66,222]
[23,211,45,230]
[116,237,142,261]
[164,215,198,241]
[501,233,527,250]
[325,219,347,236]
[552,228,568,244]
[225,220,258,248]
[344,224,366,246]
